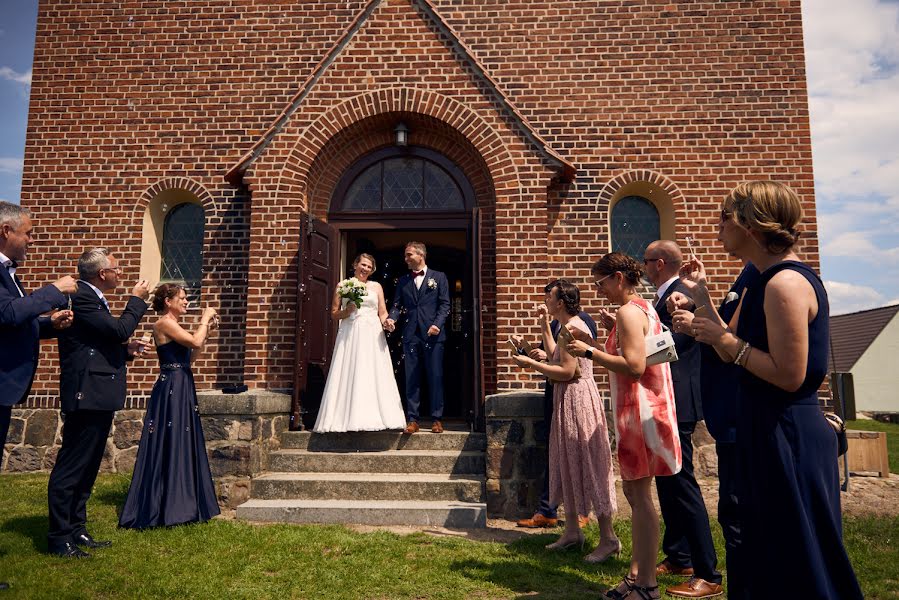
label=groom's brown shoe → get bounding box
[431,420,444,433]
[404,421,420,434]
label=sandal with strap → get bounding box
[603,575,636,600]
[625,584,660,600]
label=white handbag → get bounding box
[645,325,678,366]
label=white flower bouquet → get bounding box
[337,277,368,309]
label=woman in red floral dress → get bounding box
[567,252,681,600]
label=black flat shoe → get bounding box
[0,581,10,590]
[75,532,112,549]
[48,541,90,558]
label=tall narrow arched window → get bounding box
[161,203,205,297]
[611,195,660,259]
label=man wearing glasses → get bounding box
[643,240,723,599]
[47,248,150,558]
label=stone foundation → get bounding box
[484,391,717,520]
[1,390,291,509]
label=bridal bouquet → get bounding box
[337,277,368,309]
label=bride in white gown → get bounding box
[313,253,406,432]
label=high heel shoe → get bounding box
[584,539,622,564]
[544,533,585,551]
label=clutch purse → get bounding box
[645,326,678,366]
[823,411,849,456]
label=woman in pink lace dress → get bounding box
[511,280,619,563]
[567,253,681,600]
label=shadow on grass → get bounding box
[1,515,48,553]
[92,484,128,508]
[449,532,625,599]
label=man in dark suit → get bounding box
[47,248,150,558]
[384,241,450,434]
[0,202,75,590]
[644,240,723,598]
[0,202,76,463]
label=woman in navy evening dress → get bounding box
[119,284,220,529]
[687,181,862,599]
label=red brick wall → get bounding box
[20,0,817,406]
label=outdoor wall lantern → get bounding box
[394,122,409,146]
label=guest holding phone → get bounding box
[510,280,619,562]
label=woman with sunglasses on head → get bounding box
[510,279,619,564]
[684,181,861,599]
[565,253,681,600]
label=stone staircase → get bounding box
[235,427,488,527]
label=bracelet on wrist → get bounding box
[733,339,750,366]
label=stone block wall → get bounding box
[484,391,718,520]
[1,391,290,510]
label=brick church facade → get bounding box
[19,0,820,428]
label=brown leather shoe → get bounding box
[656,559,694,577]
[404,421,419,434]
[516,513,559,528]
[431,420,443,433]
[665,577,724,598]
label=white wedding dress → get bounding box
[313,282,406,432]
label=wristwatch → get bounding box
[583,349,593,360]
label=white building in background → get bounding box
[829,305,899,414]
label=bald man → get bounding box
[643,240,722,597]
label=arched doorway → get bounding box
[294,145,483,430]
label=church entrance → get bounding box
[292,145,484,430]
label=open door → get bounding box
[469,206,484,430]
[291,213,338,431]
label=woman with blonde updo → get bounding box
[685,181,862,599]
[119,283,220,529]
[565,253,681,600]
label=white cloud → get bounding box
[0,66,31,85]
[0,157,24,174]
[824,280,887,315]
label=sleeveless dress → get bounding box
[604,298,682,481]
[548,317,617,518]
[119,340,220,529]
[313,282,406,432]
[735,261,862,599]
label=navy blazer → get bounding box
[0,266,67,407]
[655,278,703,423]
[57,281,148,413]
[388,269,451,343]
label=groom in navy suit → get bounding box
[385,241,450,434]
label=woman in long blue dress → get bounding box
[119,283,220,529]
[686,181,862,599]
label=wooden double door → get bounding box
[292,216,482,431]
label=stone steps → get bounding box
[237,428,488,528]
[236,499,487,528]
[268,449,485,474]
[250,472,485,503]
[280,430,486,452]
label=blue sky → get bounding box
[0,0,893,315]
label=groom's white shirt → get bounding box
[414,266,428,290]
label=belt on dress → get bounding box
[160,363,190,371]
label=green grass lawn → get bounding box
[846,419,899,474]
[1,473,897,599]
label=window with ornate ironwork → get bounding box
[160,203,205,297]
[342,157,465,212]
[611,195,660,259]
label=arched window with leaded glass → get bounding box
[332,147,473,216]
[610,195,661,259]
[161,202,205,297]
